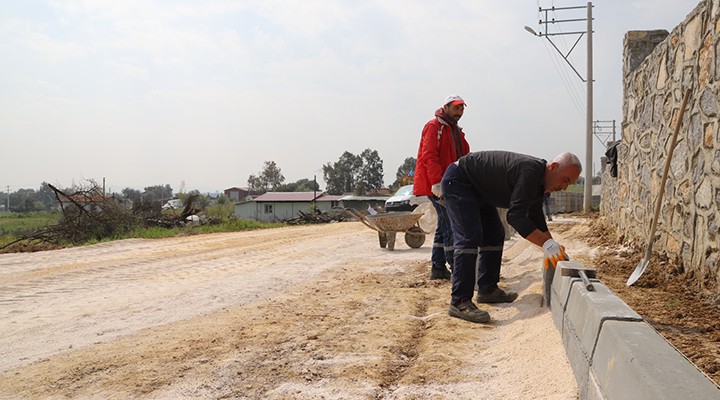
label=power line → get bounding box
[526,1,595,212]
[593,119,617,148]
[541,38,586,116]
[537,2,586,116]
[550,3,587,113]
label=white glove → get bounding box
[431,183,443,198]
[542,239,569,270]
[542,239,563,257]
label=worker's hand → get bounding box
[431,183,443,198]
[542,239,569,270]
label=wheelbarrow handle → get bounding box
[344,208,381,232]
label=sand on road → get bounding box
[0,213,580,399]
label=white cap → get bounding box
[443,95,466,107]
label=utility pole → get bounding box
[593,119,617,148]
[5,185,9,212]
[525,2,594,213]
[585,2,593,213]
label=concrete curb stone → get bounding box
[550,261,720,399]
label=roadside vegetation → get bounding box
[122,217,284,241]
[566,183,584,193]
[0,212,61,248]
[0,212,60,233]
[0,186,284,253]
[1,158,598,253]
[0,209,283,252]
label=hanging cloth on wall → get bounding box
[605,141,621,178]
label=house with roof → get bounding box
[234,191,389,221]
[224,187,265,202]
[234,192,342,221]
[57,191,112,213]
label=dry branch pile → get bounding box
[1,184,199,253]
[285,209,349,225]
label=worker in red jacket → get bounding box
[413,95,471,279]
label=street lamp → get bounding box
[526,2,594,213]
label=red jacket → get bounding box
[413,108,470,196]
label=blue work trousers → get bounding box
[442,163,506,305]
[429,196,454,269]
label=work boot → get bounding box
[448,301,491,323]
[429,265,451,280]
[475,287,518,304]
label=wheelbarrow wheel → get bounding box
[405,227,426,249]
[378,232,388,248]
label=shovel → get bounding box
[626,88,691,286]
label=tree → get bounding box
[142,185,173,204]
[322,149,384,195]
[9,188,41,212]
[2,185,59,212]
[277,178,320,192]
[247,175,263,192]
[393,157,416,189]
[121,188,142,203]
[296,178,320,192]
[178,190,210,210]
[323,151,361,195]
[356,149,384,195]
[248,161,285,191]
[36,182,57,210]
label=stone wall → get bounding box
[602,0,720,291]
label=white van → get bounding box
[384,184,428,212]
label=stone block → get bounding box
[564,281,642,364]
[550,264,572,332]
[591,320,720,399]
[563,314,592,398]
[557,269,644,397]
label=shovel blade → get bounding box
[626,258,650,286]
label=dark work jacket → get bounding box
[605,141,620,178]
[457,151,548,237]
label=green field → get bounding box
[123,218,284,240]
[0,212,59,235]
[0,211,284,251]
[0,212,60,248]
[565,183,585,194]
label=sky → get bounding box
[0,0,697,195]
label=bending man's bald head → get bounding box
[552,152,582,174]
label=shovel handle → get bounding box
[645,88,691,253]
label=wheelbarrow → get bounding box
[345,208,428,250]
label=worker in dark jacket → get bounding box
[438,150,581,323]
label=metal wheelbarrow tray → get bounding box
[345,209,428,250]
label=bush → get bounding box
[205,202,235,223]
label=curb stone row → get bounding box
[550,261,720,399]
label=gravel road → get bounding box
[0,214,580,399]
